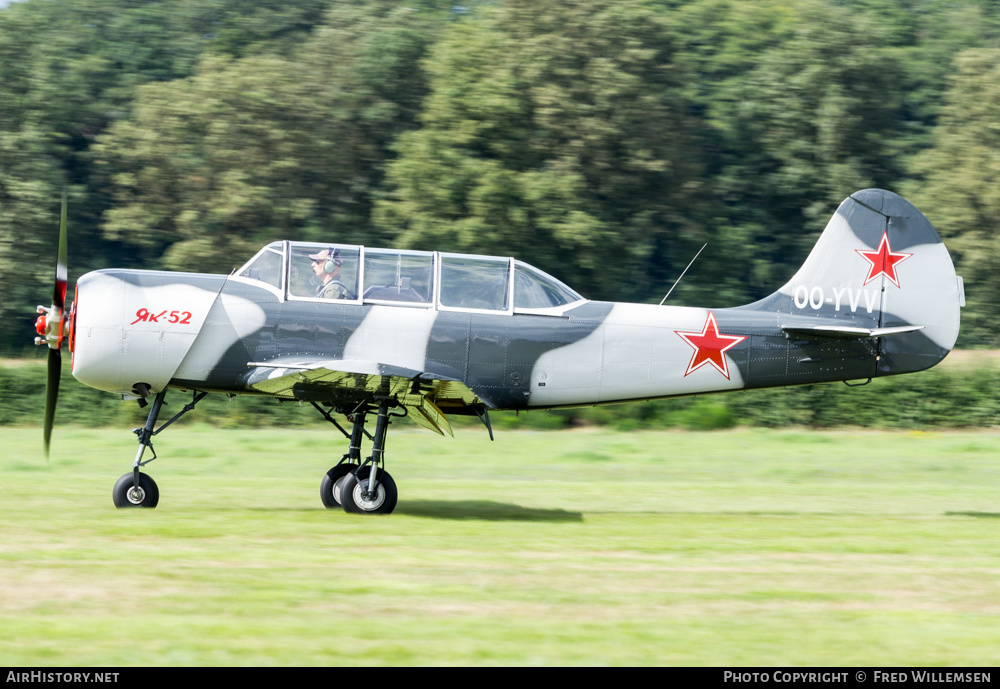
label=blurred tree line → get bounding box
[4,356,1000,431]
[3,0,1000,354]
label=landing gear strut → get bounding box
[112,389,206,508]
[318,403,368,509]
[317,400,401,514]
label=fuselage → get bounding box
[70,192,965,414]
[69,263,884,411]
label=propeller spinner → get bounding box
[34,190,69,457]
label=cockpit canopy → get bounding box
[236,241,585,313]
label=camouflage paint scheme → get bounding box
[69,189,963,436]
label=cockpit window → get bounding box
[439,255,510,311]
[237,242,283,289]
[240,242,584,311]
[514,261,583,308]
[363,249,433,304]
[288,242,360,300]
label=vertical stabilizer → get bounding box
[745,189,962,376]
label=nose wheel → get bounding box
[112,472,159,508]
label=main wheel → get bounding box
[112,472,159,508]
[320,464,356,508]
[341,467,397,514]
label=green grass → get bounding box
[2,425,999,665]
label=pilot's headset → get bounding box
[324,247,343,274]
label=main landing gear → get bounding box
[316,400,401,515]
[112,389,402,514]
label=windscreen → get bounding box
[514,261,583,308]
[237,242,283,289]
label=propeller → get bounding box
[34,190,69,458]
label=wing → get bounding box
[244,357,481,436]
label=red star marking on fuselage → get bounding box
[675,311,747,379]
[856,231,912,288]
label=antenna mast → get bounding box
[659,243,707,306]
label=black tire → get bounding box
[112,472,159,508]
[341,466,397,514]
[320,464,356,509]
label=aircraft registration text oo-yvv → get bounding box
[35,189,963,513]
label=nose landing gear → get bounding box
[112,389,206,509]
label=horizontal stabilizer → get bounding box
[781,324,924,339]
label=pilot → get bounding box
[309,247,353,299]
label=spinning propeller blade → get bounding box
[43,347,60,458]
[39,190,68,458]
[54,189,68,312]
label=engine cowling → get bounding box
[71,269,225,396]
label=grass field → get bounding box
[1,425,999,666]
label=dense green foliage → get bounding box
[3,0,1000,352]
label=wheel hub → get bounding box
[353,480,385,511]
[127,486,146,505]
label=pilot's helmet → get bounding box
[308,247,343,273]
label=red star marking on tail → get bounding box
[675,312,747,379]
[856,231,912,288]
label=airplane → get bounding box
[34,188,964,514]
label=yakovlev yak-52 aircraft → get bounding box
[35,189,963,513]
